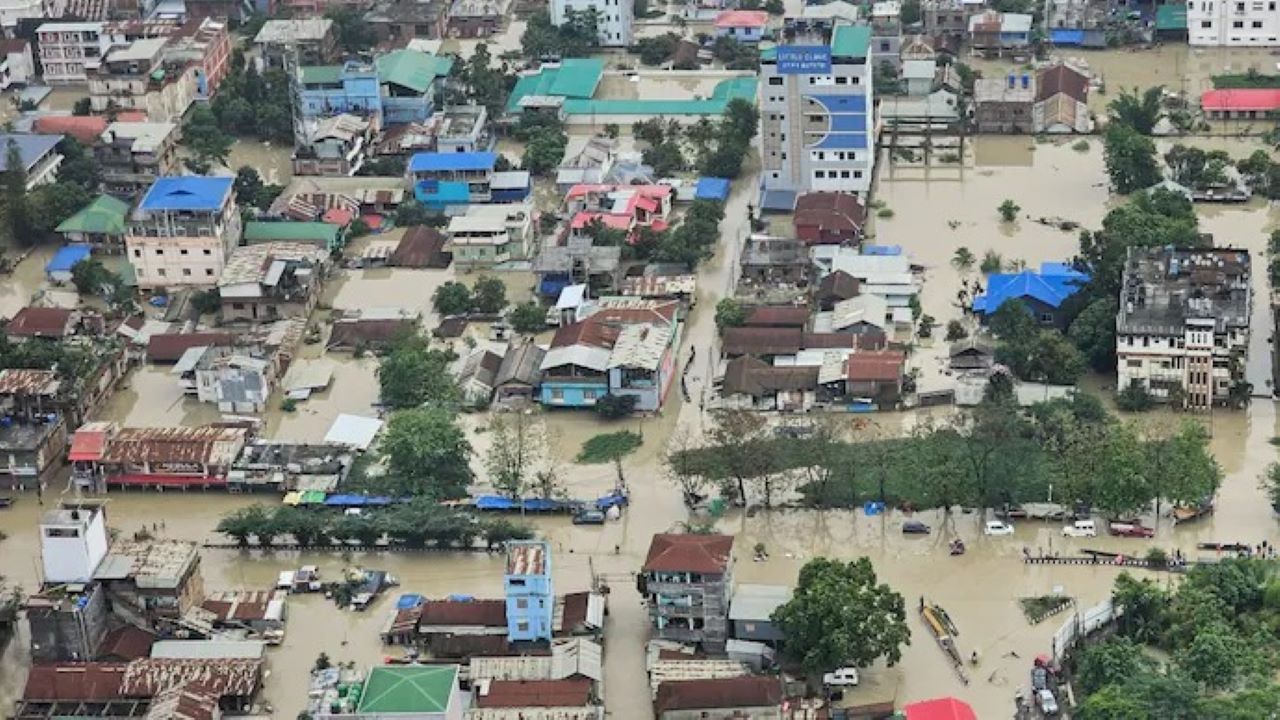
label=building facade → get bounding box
[1189,0,1280,45]
[39,500,109,585]
[97,121,181,197]
[505,541,554,642]
[446,203,535,266]
[125,176,241,290]
[759,24,875,210]
[551,0,633,47]
[1116,247,1251,410]
[36,21,110,83]
[641,533,734,652]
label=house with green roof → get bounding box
[244,221,345,252]
[56,195,129,249]
[506,59,757,125]
[345,665,464,719]
[300,49,454,126]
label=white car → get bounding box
[1062,519,1097,537]
[984,520,1015,536]
[822,667,860,687]
[1037,689,1060,716]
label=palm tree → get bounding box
[1108,86,1164,135]
[951,246,976,272]
[980,250,1003,274]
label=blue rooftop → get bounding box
[973,261,1088,315]
[0,133,63,173]
[46,244,91,274]
[695,177,730,202]
[409,151,497,173]
[139,176,234,212]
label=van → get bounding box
[1062,519,1097,537]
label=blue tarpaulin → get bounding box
[596,492,629,510]
[46,245,91,276]
[1050,28,1085,45]
[396,593,424,609]
[862,244,902,256]
[694,177,731,202]
[474,495,574,512]
[324,494,394,507]
[863,501,885,516]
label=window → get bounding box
[551,388,564,400]
[769,76,782,85]
[815,170,825,178]
[853,171,863,178]
[584,389,599,400]
[781,152,787,160]
[879,41,890,52]
[180,248,189,255]
[202,248,212,255]
[1233,19,1244,27]
[808,114,823,122]
[1253,20,1264,27]
[232,303,245,310]
[132,248,141,258]
[835,76,848,84]
[182,268,192,276]
[205,269,214,276]
[852,76,860,84]
[157,268,166,276]
[840,170,850,178]
[517,621,529,632]
[1039,313,1053,323]
[1202,20,1213,27]
[516,598,529,609]
[155,248,164,255]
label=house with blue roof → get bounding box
[406,151,530,209]
[971,261,1088,329]
[0,133,64,189]
[125,176,241,291]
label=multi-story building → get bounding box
[759,23,875,211]
[293,113,373,176]
[1189,0,1280,45]
[0,0,54,35]
[38,500,109,585]
[0,369,69,486]
[97,121,181,197]
[36,21,110,83]
[86,18,230,122]
[0,133,63,188]
[253,17,336,69]
[870,1,903,71]
[446,202,535,267]
[1116,247,1252,410]
[125,176,241,290]
[0,39,34,90]
[551,0,633,46]
[923,0,986,38]
[92,539,204,625]
[217,241,329,322]
[162,17,231,100]
[505,540,553,642]
[299,49,452,126]
[641,533,734,652]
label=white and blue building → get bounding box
[299,50,453,127]
[505,540,553,642]
[758,23,875,211]
[408,151,530,210]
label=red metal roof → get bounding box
[69,423,111,462]
[33,115,109,145]
[1201,88,1280,112]
[146,332,234,362]
[744,306,809,328]
[905,697,978,720]
[714,9,769,27]
[654,676,781,713]
[98,626,157,661]
[846,350,906,382]
[643,533,733,574]
[477,679,592,708]
[7,307,75,338]
[418,599,507,627]
[24,663,129,701]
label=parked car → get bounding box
[984,520,1015,536]
[573,509,606,525]
[822,667,860,687]
[1108,521,1155,538]
[1062,519,1097,537]
[1030,666,1049,692]
[1037,689,1060,716]
[902,520,931,535]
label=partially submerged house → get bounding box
[446,203,536,267]
[0,369,69,486]
[1033,63,1091,134]
[793,191,865,245]
[971,261,1087,329]
[217,242,329,323]
[493,340,546,407]
[641,533,734,652]
[69,422,249,491]
[293,114,374,176]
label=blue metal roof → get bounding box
[1050,28,1085,45]
[46,244,91,273]
[409,151,497,173]
[810,94,867,112]
[695,177,731,201]
[0,133,62,173]
[813,132,868,149]
[973,262,1088,315]
[139,176,234,212]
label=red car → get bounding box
[1108,522,1155,538]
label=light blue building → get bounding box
[298,50,453,126]
[408,151,497,208]
[505,540,553,642]
[299,62,381,122]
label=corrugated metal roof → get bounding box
[324,414,383,450]
[728,584,792,621]
[138,177,234,213]
[409,151,497,173]
[151,640,266,660]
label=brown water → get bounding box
[0,245,57,319]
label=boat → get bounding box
[1172,499,1214,524]
[920,601,969,684]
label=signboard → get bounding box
[776,45,832,75]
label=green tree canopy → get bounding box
[381,407,473,499]
[377,332,458,409]
[1103,123,1161,193]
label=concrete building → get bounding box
[923,0,987,38]
[253,18,336,69]
[1033,63,1091,134]
[36,21,111,83]
[0,0,49,35]
[759,24,875,211]
[505,541,553,642]
[974,73,1035,133]
[218,242,329,323]
[0,134,63,189]
[1116,246,1252,410]
[713,10,769,42]
[428,104,491,154]
[126,176,240,290]
[69,422,249,490]
[870,1,903,71]
[88,38,193,122]
[93,539,204,625]
[641,533,734,652]
[97,121,181,198]
[0,39,35,89]
[39,500,109,585]
[551,0,633,47]
[299,49,452,126]
[448,0,504,38]
[294,113,373,176]
[1190,0,1280,45]
[25,583,112,662]
[968,10,1032,56]
[728,584,791,643]
[0,368,69,485]
[188,346,273,413]
[446,203,535,267]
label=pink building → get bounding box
[564,184,673,244]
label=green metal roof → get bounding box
[563,76,757,116]
[376,49,454,94]
[300,65,343,85]
[505,59,606,113]
[1156,4,1187,31]
[357,666,458,714]
[244,221,340,249]
[831,25,871,58]
[56,194,128,236]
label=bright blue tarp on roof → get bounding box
[596,492,629,510]
[323,494,394,507]
[139,176,234,212]
[409,151,497,173]
[46,245,91,273]
[396,593,424,609]
[862,245,902,256]
[973,261,1089,315]
[1050,28,1085,45]
[695,177,730,202]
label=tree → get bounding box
[1143,421,1219,514]
[433,281,473,317]
[1068,297,1118,372]
[0,139,31,246]
[900,0,921,23]
[772,557,909,673]
[509,302,547,334]
[1077,683,1155,720]
[27,182,91,236]
[951,246,975,272]
[715,298,747,329]
[215,505,277,546]
[1115,380,1155,412]
[1177,623,1257,690]
[1108,86,1164,135]
[642,141,686,178]
[595,393,638,419]
[944,320,967,342]
[998,199,1020,222]
[979,249,1003,274]
[1103,124,1161,193]
[377,332,458,409]
[708,410,779,504]
[486,414,547,498]
[275,506,329,547]
[522,127,568,175]
[72,97,91,116]
[183,105,232,169]
[637,34,678,65]
[395,200,443,228]
[325,6,377,53]
[381,407,473,498]
[1261,461,1280,511]
[917,314,936,339]
[1090,422,1149,517]
[577,430,641,491]
[56,138,99,190]
[234,166,281,211]
[471,276,507,314]
[1077,638,1156,696]
[71,258,121,298]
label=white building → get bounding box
[40,501,110,584]
[810,246,918,309]
[0,39,34,89]
[1116,246,1252,410]
[446,203,535,267]
[126,176,240,290]
[0,0,60,35]
[550,0,633,47]
[36,21,111,83]
[1189,0,1280,46]
[759,23,876,211]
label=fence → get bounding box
[1051,598,1120,663]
